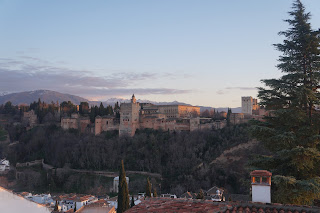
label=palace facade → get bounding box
[61,95,206,136]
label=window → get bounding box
[262,177,268,183]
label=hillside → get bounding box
[0,90,88,105]
[1,123,253,195]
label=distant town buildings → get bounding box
[77,199,116,213]
[25,193,53,205]
[55,194,97,212]
[0,159,10,173]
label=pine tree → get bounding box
[196,189,204,199]
[145,178,152,197]
[130,195,135,208]
[251,0,320,205]
[117,160,130,213]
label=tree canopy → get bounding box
[251,0,320,205]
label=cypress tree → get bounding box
[99,102,105,116]
[251,0,320,205]
[226,108,232,126]
[117,160,129,213]
[145,178,152,197]
[89,106,95,123]
[153,187,157,197]
[130,195,135,208]
[54,200,58,211]
[106,105,112,115]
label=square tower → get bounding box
[242,96,258,115]
[119,94,140,136]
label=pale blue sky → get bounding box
[0,0,320,107]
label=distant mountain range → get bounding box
[0,90,87,106]
[0,90,241,113]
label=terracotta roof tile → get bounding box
[250,170,272,177]
[126,198,231,213]
[126,198,320,213]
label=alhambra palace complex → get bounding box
[59,95,266,136]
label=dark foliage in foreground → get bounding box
[5,124,251,194]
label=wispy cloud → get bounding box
[0,57,191,99]
[216,90,228,95]
[225,87,257,91]
[216,87,257,95]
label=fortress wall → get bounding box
[101,118,119,131]
[95,117,102,135]
[174,123,190,131]
[199,123,214,130]
[61,118,78,130]
[79,118,90,133]
[140,117,156,129]
[153,119,167,130]
[190,117,200,131]
[165,119,176,131]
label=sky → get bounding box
[0,0,320,107]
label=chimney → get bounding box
[250,170,272,203]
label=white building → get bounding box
[25,193,53,204]
[0,159,10,172]
[206,186,224,201]
[160,194,177,199]
[241,96,258,115]
[58,195,97,212]
[250,170,272,203]
[113,176,129,193]
[106,196,118,209]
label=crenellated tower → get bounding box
[119,94,140,136]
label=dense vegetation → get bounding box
[1,122,252,195]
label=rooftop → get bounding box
[125,198,320,213]
[126,198,228,213]
[250,170,272,177]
